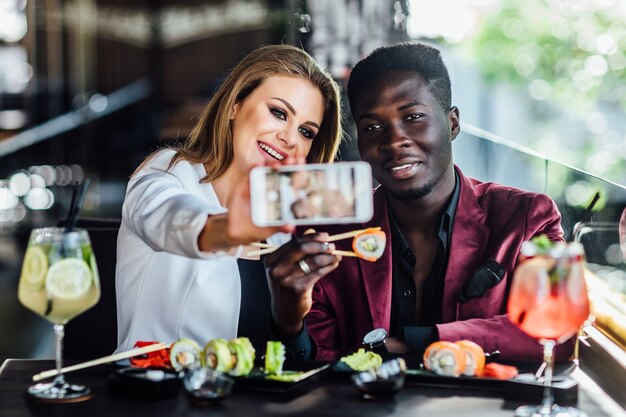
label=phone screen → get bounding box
[250,162,373,226]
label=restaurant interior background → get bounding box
[0,0,624,402]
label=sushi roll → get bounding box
[169,338,203,372]
[204,338,234,373]
[264,341,286,375]
[423,341,467,377]
[352,228,386,262]
[228,337,255,376]
[455,340,486,377]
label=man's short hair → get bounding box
[347,42,452,113]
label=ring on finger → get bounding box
[299,259,312,275]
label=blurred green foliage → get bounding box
[469,0,626,113]
[463,0,626,185]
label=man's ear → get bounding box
[448,106,460,141]
[230,102,241,120]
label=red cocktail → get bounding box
[507,240,590,417]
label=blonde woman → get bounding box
[115,45,343,353]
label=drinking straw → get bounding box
[65,179,90,232]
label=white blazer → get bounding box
[115,149,284,352]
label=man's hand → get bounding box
[264,233,341,337]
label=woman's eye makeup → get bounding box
[298,126,315,139]
[270,107,287,120]
[269,105,316,139]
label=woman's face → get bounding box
[230,75,325,174]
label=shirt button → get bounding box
[403,289,412,297]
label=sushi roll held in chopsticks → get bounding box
[204,338,234,373]
[423,341,467,377]
[352,228,386,262]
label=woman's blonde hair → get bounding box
[147,44,342,182]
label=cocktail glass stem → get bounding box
[52,324,66,387]
[538,339,556,414]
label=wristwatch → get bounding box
[363,328,388,352]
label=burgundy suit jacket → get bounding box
[306,166,569,362]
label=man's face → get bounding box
[352,71,459,201]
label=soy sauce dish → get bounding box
[351,358,406,400]
[183,368,234,405]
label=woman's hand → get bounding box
[264,233,341,337]
[197,157,305,252]
[198,176,293,252]
[225,174,294,243]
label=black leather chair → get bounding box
[57,217,121,359]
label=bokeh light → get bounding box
[0,181,19,210]
[23,187,53,210]
[8,171,30,196]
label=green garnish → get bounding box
[530,234,553,253]
[340,348,382,371]
[529,235,570,287]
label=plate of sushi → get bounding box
[405,340,519,391]
[333,339,578,401]
[333,340,521,393]
[124,337,330,394]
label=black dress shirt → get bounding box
[388,171,460,355]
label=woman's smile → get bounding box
[258,141,287,161]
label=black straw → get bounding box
[65,179,91,232]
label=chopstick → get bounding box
[247,248,360,258]
[248,227,382,255]
[32,342,168,382]
[331,250,360,257]
[246,247,276,256]
[326,227,381,242]
[250,242,271,248]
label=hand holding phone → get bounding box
[249,162,373,226]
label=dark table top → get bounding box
[0,359,619,417]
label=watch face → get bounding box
[363,328,387,345]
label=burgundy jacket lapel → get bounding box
[442,167,490,322]
[358,187,394,330]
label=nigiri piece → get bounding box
[352,228,386,262]
[455,340,486,377]
[423,341,467,377]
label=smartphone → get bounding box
[249,162,373,226]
